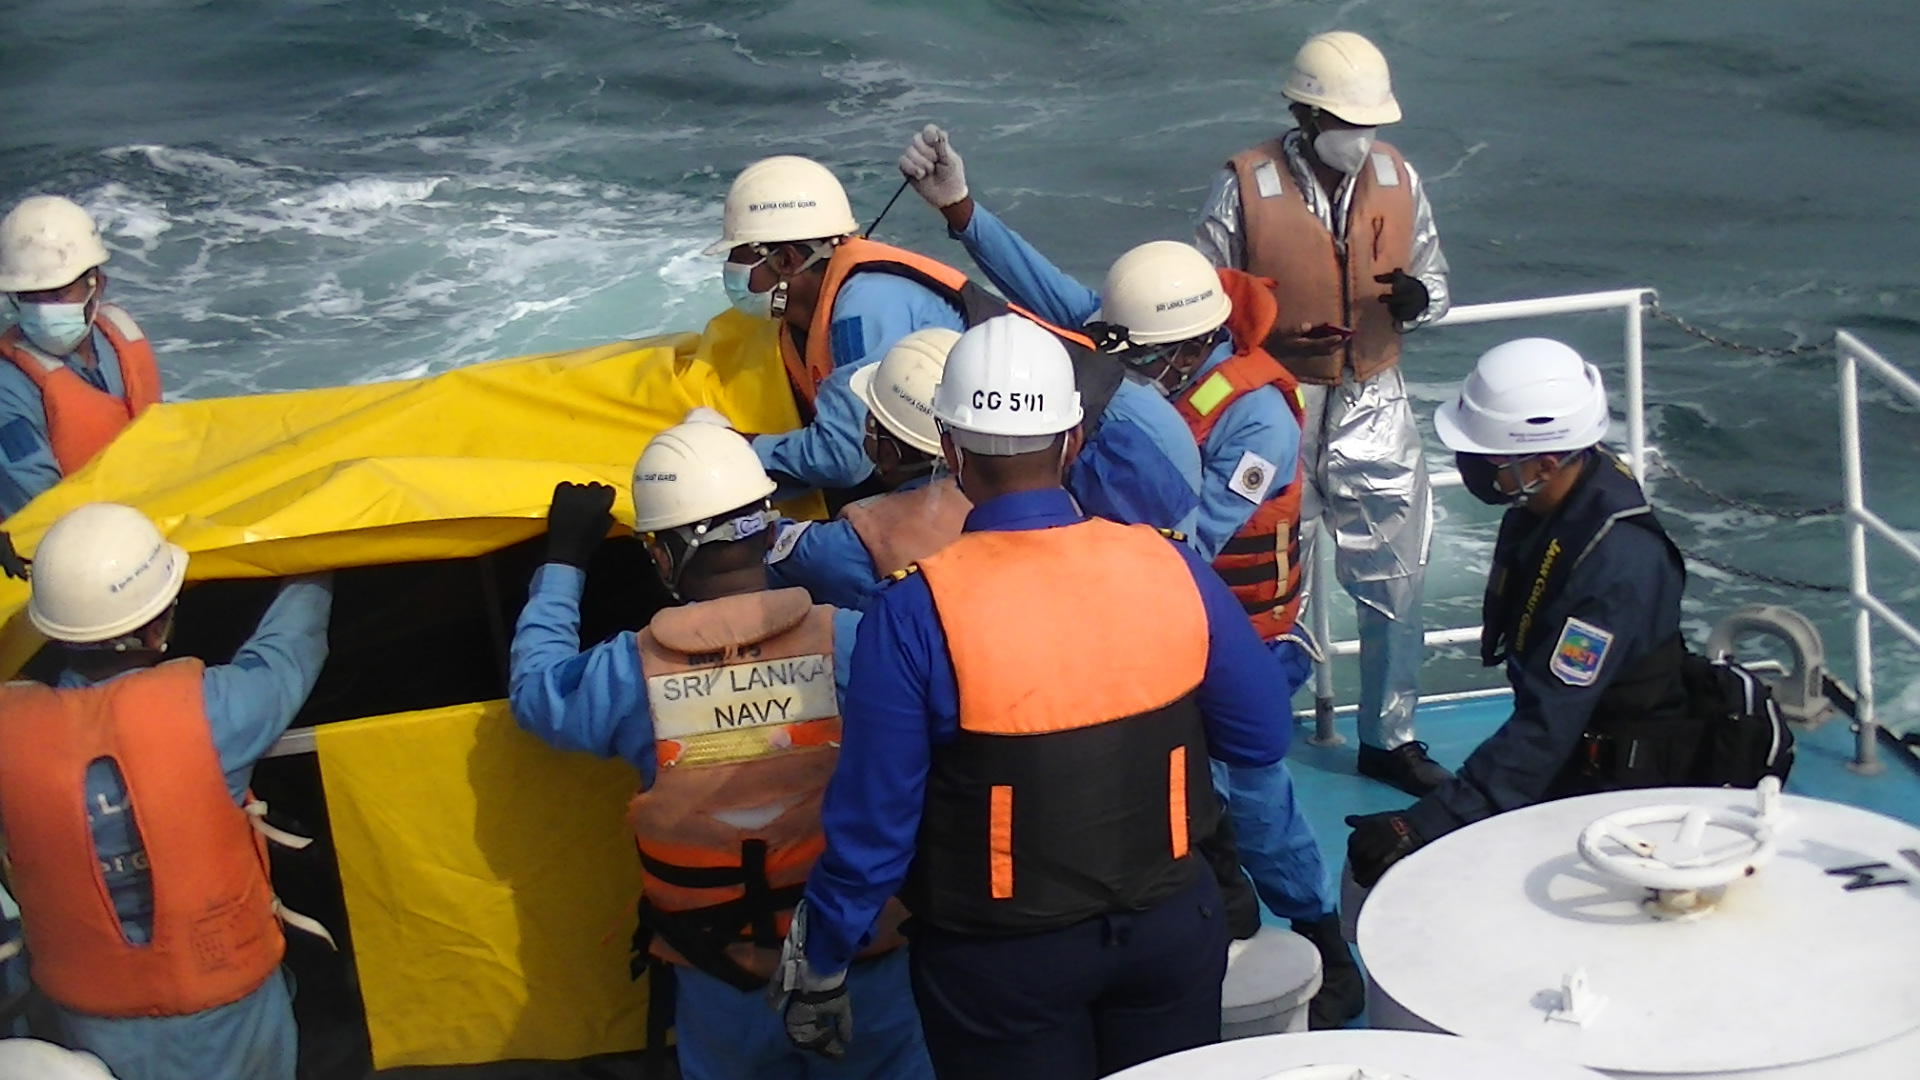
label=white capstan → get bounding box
[1432,338,1611,455]
[850,327,958,457]
[630,422,778,533]
[703,156,859,256]
[1283,31,1402,127]
[1090,241,1231,347]
[28,503,188,645]
[931,316,1083,455]
[0,195,109,294]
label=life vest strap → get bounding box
[244,799,337,949]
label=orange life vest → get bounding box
[778,238,1105,416]
[905,518,1215,934]
[0,304,162,475]
[630,588,903,988]
[1227,138,1415,386]
[0,660,284,1018]
[1175,269,1307,641]
[839,475,972,578]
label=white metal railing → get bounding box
[1305,287,1653,745]
[1835,330,1920,774]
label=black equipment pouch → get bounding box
[1680,653,1796,787]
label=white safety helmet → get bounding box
[0,1039,118,1080]
[1283,31,1402,127]
[932,316,1083,455]
[850,327,957,457]
[1091,241,1231,347]
[630,421,779,533]
[703,156,859,256]
[28,503,188,645]
[0,195,109,294]
[1433,338,1611,455]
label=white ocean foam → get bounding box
[288,177,447,214]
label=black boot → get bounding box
[1293,913,1365,1030]
[1356,740,1453,797]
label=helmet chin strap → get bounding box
[768,239,838,319]
[1504,448,1585,507]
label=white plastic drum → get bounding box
[1105,1029,1610,1079]
[1222,926,1322,1038]
[1359,787,1920,1078]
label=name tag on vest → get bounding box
[648,654,838,742]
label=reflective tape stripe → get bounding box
[990,786,1014,899]
[1168,747,1188,860]
[1187,372,1235,418]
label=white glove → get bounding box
[683,406,731,427]
[897,124,969,209]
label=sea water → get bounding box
[5,0,1919,727]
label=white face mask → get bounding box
[722,258,774,320]
[9,289,95,357]
[1312,126,1377,176]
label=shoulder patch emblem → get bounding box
[1550,617,1614,687]
[767,520,809,565]
[1228,450,1277,505]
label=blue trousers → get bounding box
[674,948,932,1080]
[1208,638,1332,924]
[53,967,295,1080]
[907,870,1227,1080]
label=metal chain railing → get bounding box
[1647,298,1830,359]
[1650,456,1845,519]
[1684,551,1847,595]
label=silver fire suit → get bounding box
[1194,128,1450,751]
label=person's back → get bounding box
[0,503,330,1080]
[0,197,162,516]
[508,423,932,1080]
[783,317,1292,1079]
[891,133,1365,1023]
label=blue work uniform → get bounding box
[0,326,129,517]
[765,474,940,613]
[508,565,932,1080]
[753,275,967,493]
[799,488,1292,973]
[955,203,1328,922]
[747,265,1202,535]
[53,574,332,1080]
[1406,457,1687,840]
[800,489,1291,1077]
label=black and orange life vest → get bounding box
[1174,269,1307,641]
[904,518,1215,934]
[0,660,285,1018]
[1227,138,1414,385]
[629,587,903,989]
[0,304,162,476]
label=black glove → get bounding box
[782,982,852,1061]
[1346,810,1424,888]
[1374,269,1430,323]
[544,481,616,568]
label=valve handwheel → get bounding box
[1577,802,1777,893]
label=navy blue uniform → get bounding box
[1407,454,1685,838]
